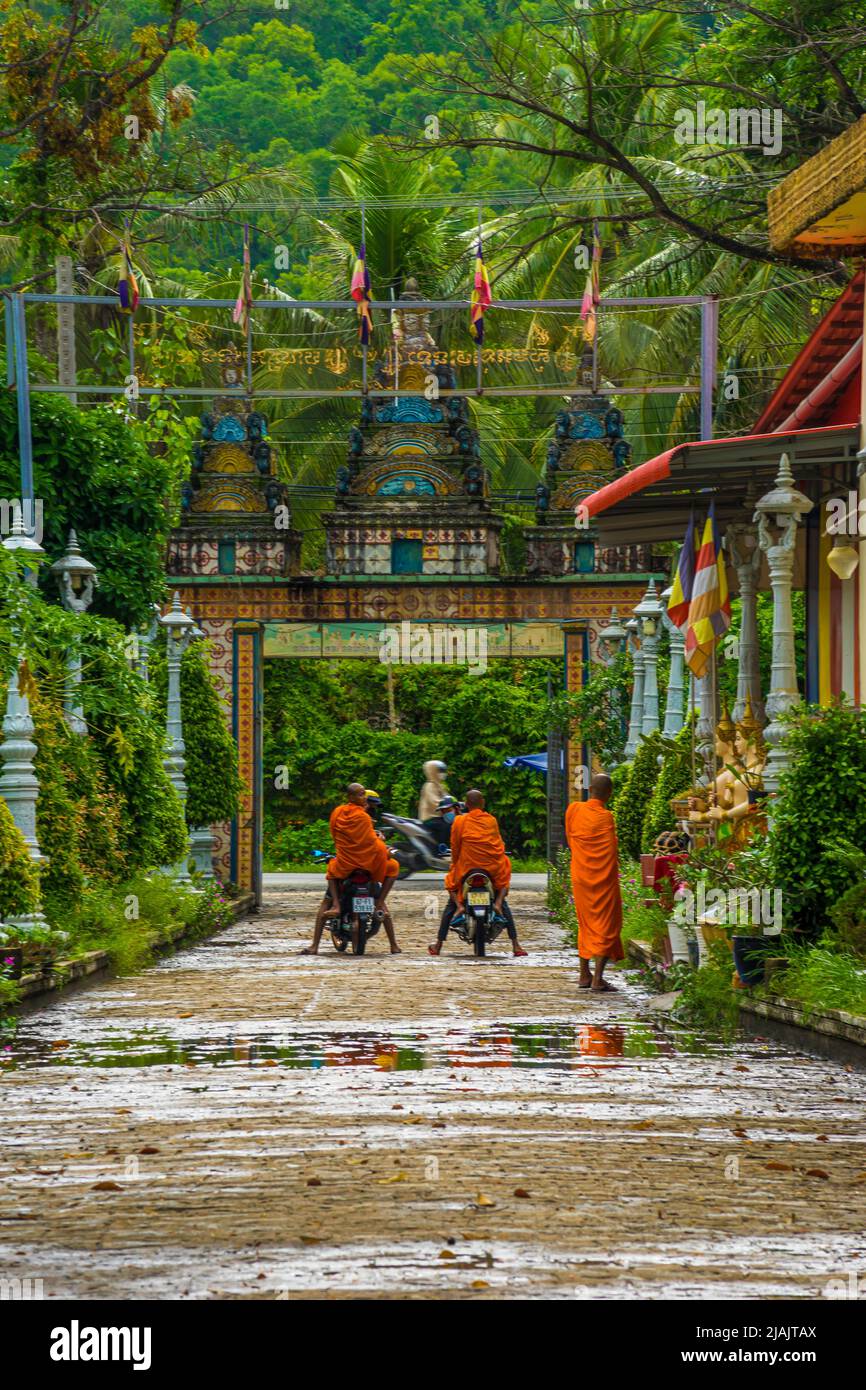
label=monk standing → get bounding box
[300,783,400,955]
[564,773,624,992]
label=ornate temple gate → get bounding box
[171,576,653,901]
[167,283,664,901]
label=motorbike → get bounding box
[450,869,515,958]
[310,851,381,955]
[380,812,452,878]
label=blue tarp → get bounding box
[503,752,549,775]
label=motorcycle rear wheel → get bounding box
[353,917,367,956]
[473,916,487,958]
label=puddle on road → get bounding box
[1,1017,768,1073]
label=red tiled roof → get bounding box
[753,268,863,432]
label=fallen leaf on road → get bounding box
[378,1172,408,1184]
[805,1168,830,1180]
[513,1188,530,1199]
[50,1040,70,1049]
[91,1181,123,1192]
[306,1178,322,1187]
[139,1147,159,1155]
[475,1193,495,1207]
[439,1249,457,1260]
[765,1162,792,1171]
[471,1280,489,1289]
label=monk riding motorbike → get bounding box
[310,850,381,956]
[450,870,516,958]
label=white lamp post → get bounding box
[660,584,686,737]
[726,493,765,724]
[634,579,663,737]
[754,454,813,798]
[623,617,645,760]
[50,530,98,735]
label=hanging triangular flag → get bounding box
[667,512,696,634]
[117,223,139,314]
[580,219,601,345]
[232,223,253,336]
[470,238,492,344]
[350,242,373,345]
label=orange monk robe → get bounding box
[326,803,399,882]
[445,807,511,899]
[564,798,624,962]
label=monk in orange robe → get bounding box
[300,784,400,954]
[430,789,526,956]
[564,773,624,992]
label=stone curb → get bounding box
[12,892,256,1004]
[626,938,866,1050]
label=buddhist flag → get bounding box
[470,239,492,344]
[232,223,252,337]
[685,502,731,679]
[667,513,696,634]
[580,219,601,345]
[351,243,373,345]
[116,225,139,314]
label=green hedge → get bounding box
[769,702,866,935]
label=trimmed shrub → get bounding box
[614,732,663,860]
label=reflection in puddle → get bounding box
[2,1017,742,1073]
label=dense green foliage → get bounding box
[768,703,866,937]
[264,658,556,859]
[0,392,175,630]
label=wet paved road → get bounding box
[1,883,865,1300]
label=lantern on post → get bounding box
[50,530,98,735]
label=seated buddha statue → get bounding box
[710,697,767,842]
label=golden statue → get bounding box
[687,706,738,825]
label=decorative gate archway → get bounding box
[170,577,656,902]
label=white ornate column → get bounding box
[159,595,195,882]
[636,579,663,737]
[727,507,765,726]
[660,584,686,736]
[754,454,812,798]
[624,619,645,760]
[0,667,43,864]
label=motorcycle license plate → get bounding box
[353,896,375,915]
[467,891,490,906]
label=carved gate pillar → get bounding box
[562,621,588,805]
[232,621,264,907]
